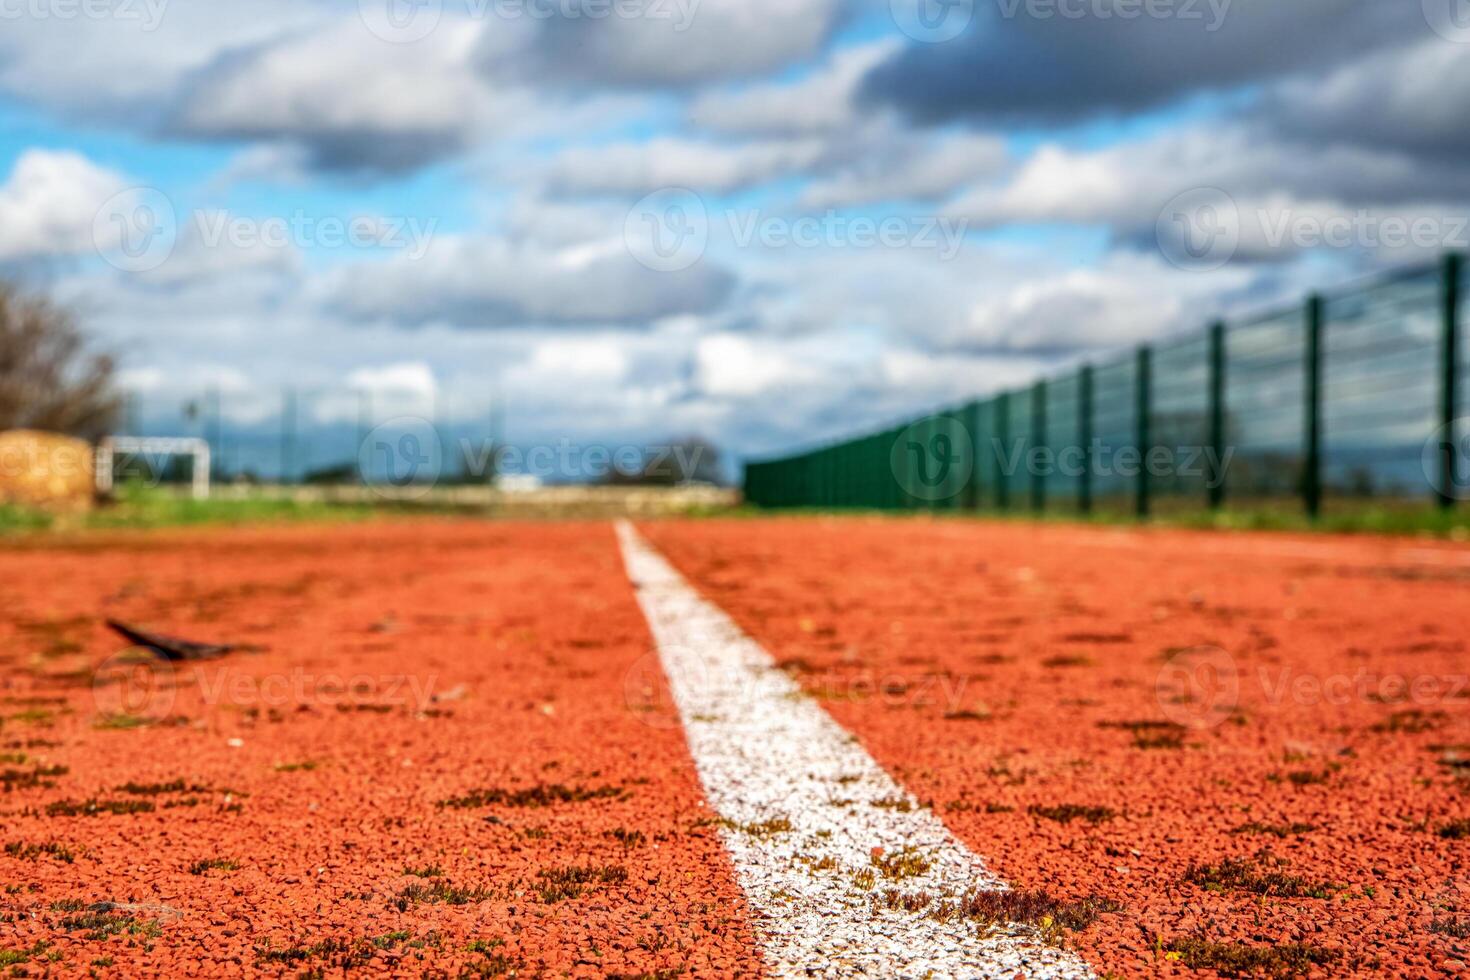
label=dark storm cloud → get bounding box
[859,0,1421,126]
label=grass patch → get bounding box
[877,887,1122,943]
[1431,918,1470,939]
[871,847,932,881]
[604,828,646,849]
[1229,821,1317,838]
[943,708,992,722]
[1183,853,1337,899]
[254,933,419,971]
[45,797,155,817]
[534,864,628,903]
[4,840,75,863]
[117,779,208,796]
[1164,936,1336,977]
[1269,769,1332,787]
[1028,803,1115,825]
[0,941,52,967]
[438,782,627,809]
[187,858,239,875]
[1040,655,1093,669]
[0,764,68,789]
[870,796,914,812]
[393,879,494,911]
[85,484,381,533]
[720,816,793,839]
[1372,709,1445,734]
[58,908,162,942]
[1099,719,1188,750]
[403,864,444,878]
[942,889,1122,932]
[94,714,154,731]
[1436,818,1470,840]
[273,760,319,773]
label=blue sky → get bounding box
[0,0,1466,476]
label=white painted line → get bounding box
[615,521,1095,980]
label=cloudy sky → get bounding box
[1,0,1466,473]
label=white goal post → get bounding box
[96,437,212,500]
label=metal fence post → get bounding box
[281,388,298,484]
[1304,294,1324,519]
[1440,253,1462,510]
[1032,381,1047,512]
[964,402,981,510]
[1079,365,1094,515]
[1136,346,1152,518]
[1208,321,1227,510]
[206,386,222,479]
[995,393,1011,511]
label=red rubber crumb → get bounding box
[0,520,761,978]
[640,516,1470,979]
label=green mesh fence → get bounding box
[745,254,1468,516]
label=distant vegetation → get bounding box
[0,280,121,440]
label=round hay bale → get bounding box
[0,430,95,512]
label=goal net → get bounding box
[96,437,212,500]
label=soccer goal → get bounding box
[96,436,212,500]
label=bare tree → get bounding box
[0,281,121,441]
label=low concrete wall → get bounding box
[211,482,741,517]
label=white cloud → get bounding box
[959,256,1257,353]
[546,137,825,196]
[347,362,439,397]
[322,234,736,328]
[0,150,128,262]
[170,20,520,174]
[521,0,841,87]
[688,40,898,136]
[0,0,325,118]
[697,333,825,398]
[801,129,1008,208]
